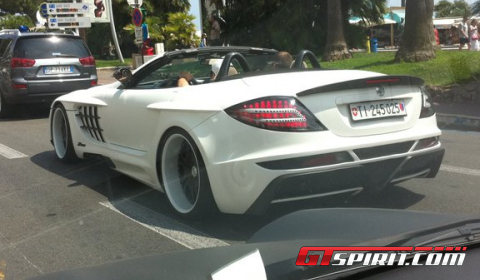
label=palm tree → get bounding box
[395,0,436,62]
[322,0,351,61]
[434,0,471,18]
[471,0,480,15]
[323,0,387,61]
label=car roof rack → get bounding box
[0,29,21,35]
[30,28,78,36]
[0,28,78,36]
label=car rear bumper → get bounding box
[246,147,445,214]
[4,78,96,105]
[4,91,71,105]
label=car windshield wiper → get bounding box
[385,219,480,247]
[291,219,480,280]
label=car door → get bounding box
[98,56,184,151]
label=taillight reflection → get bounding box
[12,84,27,89]
[225,96,324,131]
[420,86,435,118]
[11,58,35,68]
[79,56,96,66]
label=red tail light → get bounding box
[79,56,96,66]
[225,96,324,131]
[11,58,35,68]
[90,80,97,86]
[366,78,401,84]
[12,84,27,89]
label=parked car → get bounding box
[49,46,444,219]
[0,29,97,117]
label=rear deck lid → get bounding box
[296,75,426,137]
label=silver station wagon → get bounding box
[0,29,97,117]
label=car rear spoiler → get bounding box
[297,75,425,97]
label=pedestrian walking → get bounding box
[469,19,479,51]
[200,33,207,48]
[458,16,470,51]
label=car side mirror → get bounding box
[113,68,132,85]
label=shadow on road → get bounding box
[30,151,425,243]
[0,104,50,121]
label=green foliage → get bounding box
[344,24,369,49]
[434,0,471,18]
[124,16,166,42]
[0,0,42,21]
[322,51,480,86]
[164,13,199,50]
[124,12,199,51]
[470,0,480,16]
[96,58,132,68]
[346,0,387,25]
[223,0,327,54]
[142,0,190,14]
[86,24,113,59]
[0,14,34,29]
[219,0,386,54]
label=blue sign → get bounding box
[40,3,48,18]
[132,8,142,27]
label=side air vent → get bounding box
[76,106,105,142]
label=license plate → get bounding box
[44,66,73,74]
[349,99,407,121]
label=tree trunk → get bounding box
[322,0,351,62]
[425,0,438,48]
[395,0,436,62]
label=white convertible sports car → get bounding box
[50,47,444,218]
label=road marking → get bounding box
[0,143,27,159]
[440,164,480,177]
[100,199,229,250]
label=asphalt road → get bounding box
[0,107,479,279]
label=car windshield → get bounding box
[2,1,480,280]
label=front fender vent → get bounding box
[76,106,105,142]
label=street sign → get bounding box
[132,8,143,27]
[39,2,48,18]
[127,0,143,7]
[46,3,89,15]
[48,17,91,28]
[135,26,143,44]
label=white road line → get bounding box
[440,164,480,177]
[0,143,27,159]
[100,200,230,250]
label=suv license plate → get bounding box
[44,66,73,74]
[349,99,407,121]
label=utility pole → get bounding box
[107,0,124,63]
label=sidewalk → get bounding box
[434,103,480,132]
[97,67,124,85]
[96,67,480,132]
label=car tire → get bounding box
[158,128,216,219]
[51,103,79,163]
[0,92,13,118]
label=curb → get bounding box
[436,113,480,132]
